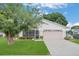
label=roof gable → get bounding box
[42,19,67,29]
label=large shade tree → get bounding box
[0,4,42,45]
[43,12,68,26]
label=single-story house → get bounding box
[72,29,79,34]
[19,19,67,39]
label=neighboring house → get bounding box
[71,29,79,39]
[19,19,67,39]
[72,29,79,34]
[0,32,5,37]
[66,27,79,39]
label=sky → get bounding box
[29,3,79,27]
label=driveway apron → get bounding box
[44,37,79,56]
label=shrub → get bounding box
[27,36,33,39]
[64,36,71,40]
[18,37,26,39]
[18,36,34,39]
[40,36,43,39]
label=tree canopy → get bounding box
[0,3,42,45]
[71,25,79,29]
[43,12,68,26]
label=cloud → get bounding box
[66,22,73,27]
[38,3,68,14]
[24,3,68,9]
[67,22,79,28]
[73,23,79,26]
[34,3,68,14]
[39,3,68,9]
[24,3,68,14]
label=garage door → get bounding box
[43,30,63,40]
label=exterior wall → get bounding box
[3,33,5,37]
[62,29,66,37]
[18,31,23,37]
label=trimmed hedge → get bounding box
[18,36,34,39]
[64,36,71,40]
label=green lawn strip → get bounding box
[0,37,49,55]
[71,39,79,44]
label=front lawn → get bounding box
[71,39,79,44]
[0,37,49,55]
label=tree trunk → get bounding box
[7,33,14,45]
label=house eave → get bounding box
[42,19,67,29]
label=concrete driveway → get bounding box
[43,38,79,56]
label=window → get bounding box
[23,30,39,39]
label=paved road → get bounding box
[44,38,79,56]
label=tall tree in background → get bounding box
[43,12,68,26]
[0,4,42,45]
[71,25,79,29]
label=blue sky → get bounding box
[30,3,79,27]
[66,3,79,26]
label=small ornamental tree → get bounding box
[0,4,42,45]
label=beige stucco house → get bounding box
[19,19,67,39]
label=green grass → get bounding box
[71,39,79,44]
[0,37,49,55]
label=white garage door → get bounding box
[43,30,63,40]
